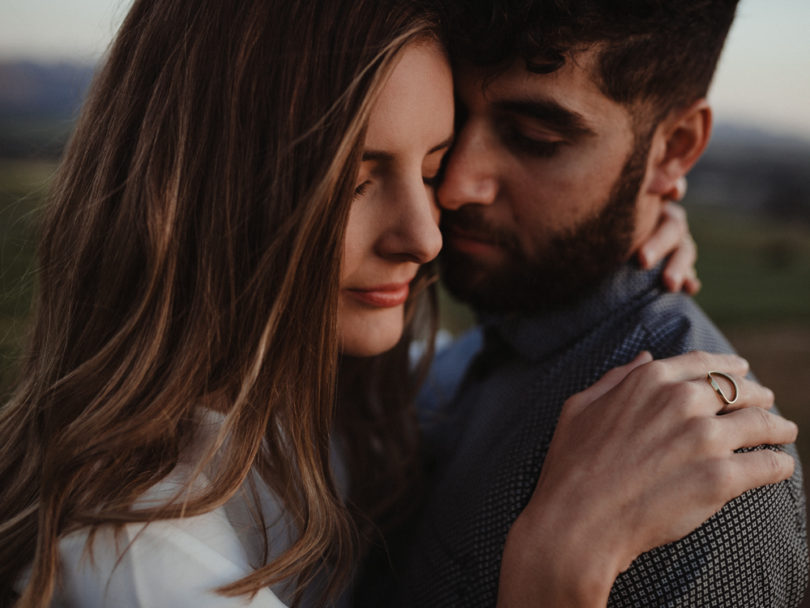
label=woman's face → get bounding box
[339,40,454,357]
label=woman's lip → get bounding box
[345,283,411,307]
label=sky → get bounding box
[0,0,808,141]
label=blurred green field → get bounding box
[0,159,55,395]
[690,206,810,325]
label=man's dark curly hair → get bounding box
[440,0,739,121]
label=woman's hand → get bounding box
[497,351,797,608]
[637,178,701,295]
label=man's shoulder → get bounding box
[623,290,736,358]
[609,460,808,607]
[607,295,809,607]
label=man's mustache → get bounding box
[440,208,521,252]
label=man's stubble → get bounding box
[439,138,650,315]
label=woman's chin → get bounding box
[338,313,404,358]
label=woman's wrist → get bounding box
[497,507,621,607]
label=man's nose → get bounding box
[438,122,498,211]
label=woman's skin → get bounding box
[340,40,798,607]
[640,195,701,294]
[339,40,453,356]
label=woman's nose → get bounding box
[376,178,443,264]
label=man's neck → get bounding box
[477,261,670,362]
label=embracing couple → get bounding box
[1,0,806,607]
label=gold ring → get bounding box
[707,371,739,406]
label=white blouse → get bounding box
[28,411,343,607]
[51,503,290,607]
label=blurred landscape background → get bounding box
[0,0,808,600]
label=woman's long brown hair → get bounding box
[0,0,441,605]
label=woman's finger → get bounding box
[684,275,702,296]
[716,407,798,448]
[693,374,776,413]
[724,449,796,498]
[565,351,653,413]
[631,351,750,385]
[662,235,697,292]
[638,202,687,269]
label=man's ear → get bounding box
[646,99,712,200]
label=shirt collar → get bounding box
[478,262,666,362]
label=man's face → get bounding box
[438,50,651,313]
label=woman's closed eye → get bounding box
[353,180,371,199]
[353,168,442,200]
[423,173,441,188]
[422,148,450,189]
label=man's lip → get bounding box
[344,282,411,307]
[444,227,503,256]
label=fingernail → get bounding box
[640,249,652,268]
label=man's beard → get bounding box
[439,140,649,315]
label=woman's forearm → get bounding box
[498,509,618,608]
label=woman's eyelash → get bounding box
[353,174,441,198]
[423,174,440,188]
[353,181,371,199]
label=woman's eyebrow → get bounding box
[361,149,394,162]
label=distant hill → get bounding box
[0,61,95,118]
[0,60,95,158]
[691,122,810,222]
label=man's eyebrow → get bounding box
[494,98,595,139]
[361,136,454,162]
